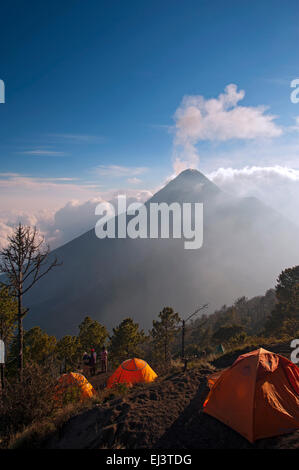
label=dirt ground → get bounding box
[40,356,299,449]
[87,370,111,391]
[155,376,299,449]
[27,343,297,449]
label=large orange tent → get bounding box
[55,372,96,403]
[204,348,299,443]
[107,358,158,389]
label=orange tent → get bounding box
[204,348,299,442]
[107,358,158,389]
[55,372,96,403]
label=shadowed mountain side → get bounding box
[24,169,299,337]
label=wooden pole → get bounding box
[0,339,5,392]
[181,319,185,359]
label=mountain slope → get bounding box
[24,169,299,336]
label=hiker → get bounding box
[89,348,97,376]
[101,346,108,373]
[83,351,89,363]
[82,351,90,376]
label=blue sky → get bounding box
[0,0,299,246]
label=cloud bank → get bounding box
[209,165,299,225]
[0,188,153,250]
[173,84,283,174]
[1,164,298,251]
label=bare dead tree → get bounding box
[0,224,61,380]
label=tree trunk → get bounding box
[165,324,169,363]
[17,294,23,381]
[0,364,4,391]
[181,320,185,359]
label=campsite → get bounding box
[0,219,298,450]
[2,343,297,450]
[1,0,299,455]
[0,251,298,450]
[0,325,298,450]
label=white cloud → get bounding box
[0,221,14,250]
[0,174,80,189]
[0,210,54,250]
[172,84,283,174]
[19,149,68,156]
[48,199,106,247]
[290,116,299,132]
[127,177,142,184]
[95,165,148,177]
[48,133,104,143]
[0,188,153,250]
[208,165,299,225]
[0,173,100,212]
[0,164,298,250]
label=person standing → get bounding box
[82,351,90,376]
[101,346,108,373]
[89,348,97,376]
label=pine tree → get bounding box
[56,335,81,372]
[0,287,17,353]
[109,317,145,365]
[23,327,57,365]
[78,316,108,356]
[0,224,60,380]
[9,326,57,368]
[151,307,180,363]
[266,266,299,336]
[212,324,245,345]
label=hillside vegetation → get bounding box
[0,263,298,449]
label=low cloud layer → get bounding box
[0,173,99,213]
[1,165,298,251]
[173,84,283,174]
[0,188,153,250]
[209,165,299,225]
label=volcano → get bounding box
[25,169,299,336]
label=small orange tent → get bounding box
[107,358,158,389]
[204,348,299,442]
[55,372,96,403]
